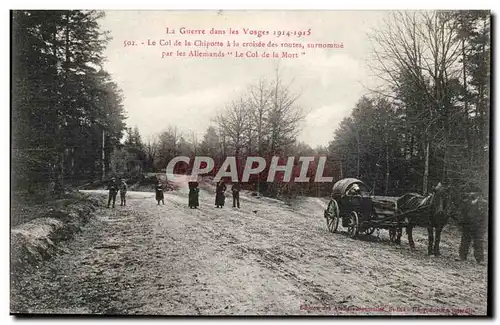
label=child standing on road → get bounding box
[156,181,165,205]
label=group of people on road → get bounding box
[107,177,241,210]
[107,177,128,208]
[106,176,487,266]
[215,180,241,208]
[198,179,241,209]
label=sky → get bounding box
[99,10,388,147]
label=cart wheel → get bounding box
[347,211,359,238]
[324,199,340,233]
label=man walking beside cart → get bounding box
[456,188,488,265]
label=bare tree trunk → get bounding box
[442,138,447,182]
[60,12,71,188]
[235,146,241,180]
[102,129,106,180]
[409,132,414,158]
[59,151,65,191]
[356,130,360,178]
[423,140,430,195]
[385,134,390,196]
[71,147,75,178]
[461,38,472,166]
[483,18,489,180]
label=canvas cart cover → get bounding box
[331,178,369,196]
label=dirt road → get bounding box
[11,186,489,315]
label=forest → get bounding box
[12,10,126,195]
[12,10,491,201]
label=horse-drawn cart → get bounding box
[323,178,432,240]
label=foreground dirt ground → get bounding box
[11,186,488,315]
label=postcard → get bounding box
[10,9,491,316]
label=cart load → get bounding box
[323,178,434,239]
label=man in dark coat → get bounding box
[156,181,165,205]
[456,190,488,265]
[215,180,226,208]
[232,182,241,208]
[189,182,200,209]
[107,177,119,208]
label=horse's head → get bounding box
[471,193,489,217]
[434,182,449,194]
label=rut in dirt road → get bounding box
[11,189,488,315]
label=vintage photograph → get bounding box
[10,10,490,316]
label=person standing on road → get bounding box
[156,181,165,205]
[456,190,488,265]
[119,179,128,206]
[107,177,119,208]
[215,180,226,208]
[189,181,200,209]
[232,182,241,208]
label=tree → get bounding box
[11,10,127,193]
[248,78,272,155]
[267,68,307,152]
[144,134,160,172]
[327,10,490,199]
[368,10,465,194]
[216,98,249,159]
[199,126,220,156]
[156,126,182,170]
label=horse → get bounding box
[396,182,450,256]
